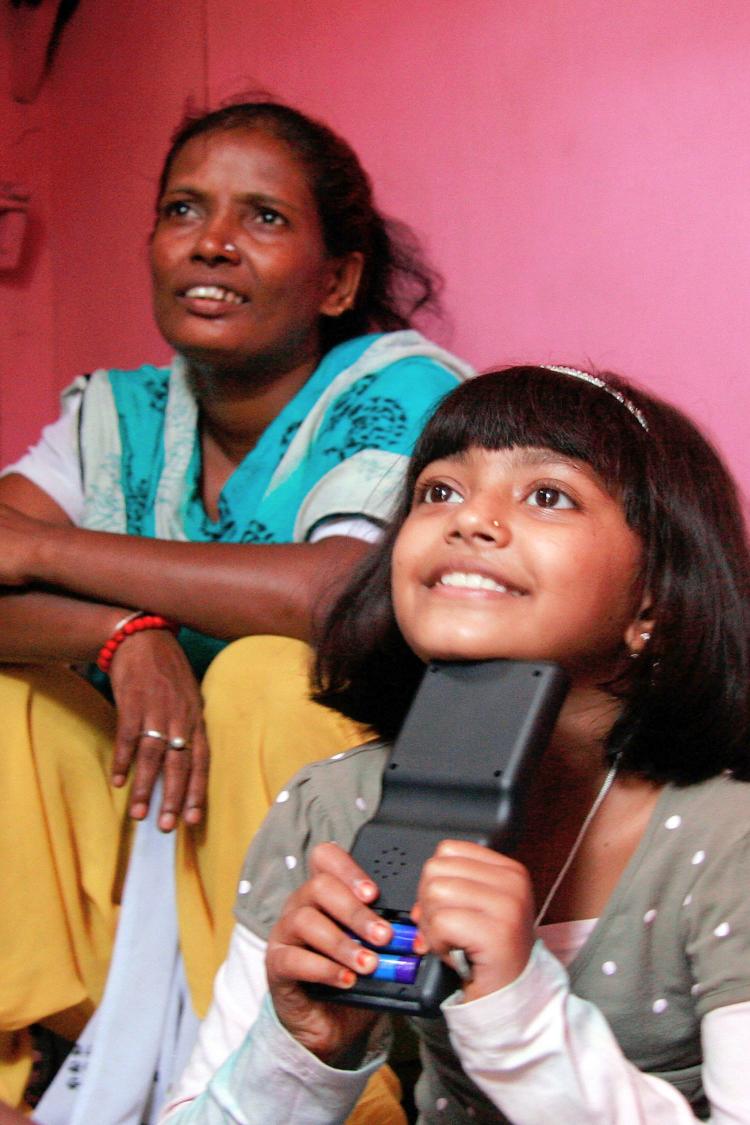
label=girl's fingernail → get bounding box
[367,921,390,944]
[413,932,428,954]
[112,775,125,787]
[130,802,147,819]
[355,948,378,972]
[338,969,356,988]
[354,879,377,901]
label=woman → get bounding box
[0,100,471,1120]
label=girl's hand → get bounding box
[107,629,209,831]
[266,843,388,1064]
[413,840,535,1003]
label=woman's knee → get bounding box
[202,635,313,707]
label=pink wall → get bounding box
[0,9,56,460]
[2,1,750,494]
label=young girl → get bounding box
[161,366,750,1123]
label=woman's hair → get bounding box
[157,99,441,352]
[314,366,750,785]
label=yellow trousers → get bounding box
[0,637,405,1123]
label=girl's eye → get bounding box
[419,481,463,505]
[526,486,575,510]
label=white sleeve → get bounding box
[702,1000,750,1121]
[160,925,269,1117]
[308,516,382,544]
[160,924,388,1124]
[0,395,381,542]
[0,393,84,523]
[443,940,750,1124]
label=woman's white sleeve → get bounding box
[0,394,84,523]
[160,924,387,1124]
[443,940,750,1124]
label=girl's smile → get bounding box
[391,445,647,680]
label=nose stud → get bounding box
[491,520,501,528]
[223,241,238,253]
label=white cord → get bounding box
[534,755,621,928]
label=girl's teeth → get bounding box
[439,572,509,593]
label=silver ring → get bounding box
[168,736,190,751]
[139,729,169,743]
[448,948,473,982]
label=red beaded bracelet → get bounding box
[96,613,180,674]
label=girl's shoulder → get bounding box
[657,771,750,843]
[234,740,391,941]
[617,772,750,901]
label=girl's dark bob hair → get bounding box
[157,99,441,353]
[314,366,750,785]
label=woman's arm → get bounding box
[0,473,135,660]
[0,496,370,643]
[0,475,211,827]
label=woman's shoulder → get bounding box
[234,740,391,940]
[323,330,474,385]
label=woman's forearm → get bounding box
[0,589,130,663]
[0,515,370,642]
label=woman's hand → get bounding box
[413,840,535,1003]
[107,629,209,831]
[266,843,388,1065]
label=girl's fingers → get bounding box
[268,942,359,991]
[309,842,381,906]
[272,902,378,984]
[417,846,528,916]
[414,840,535,998]
[281,867,389,949]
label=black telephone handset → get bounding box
[310,659,569,1016]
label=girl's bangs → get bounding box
[408,368,648,511]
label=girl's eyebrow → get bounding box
[512,449,591,475]
[428,448,593,475]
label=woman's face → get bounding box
[150,127,361,376]
[391,445,647,682]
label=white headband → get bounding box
[543,365,649,432]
